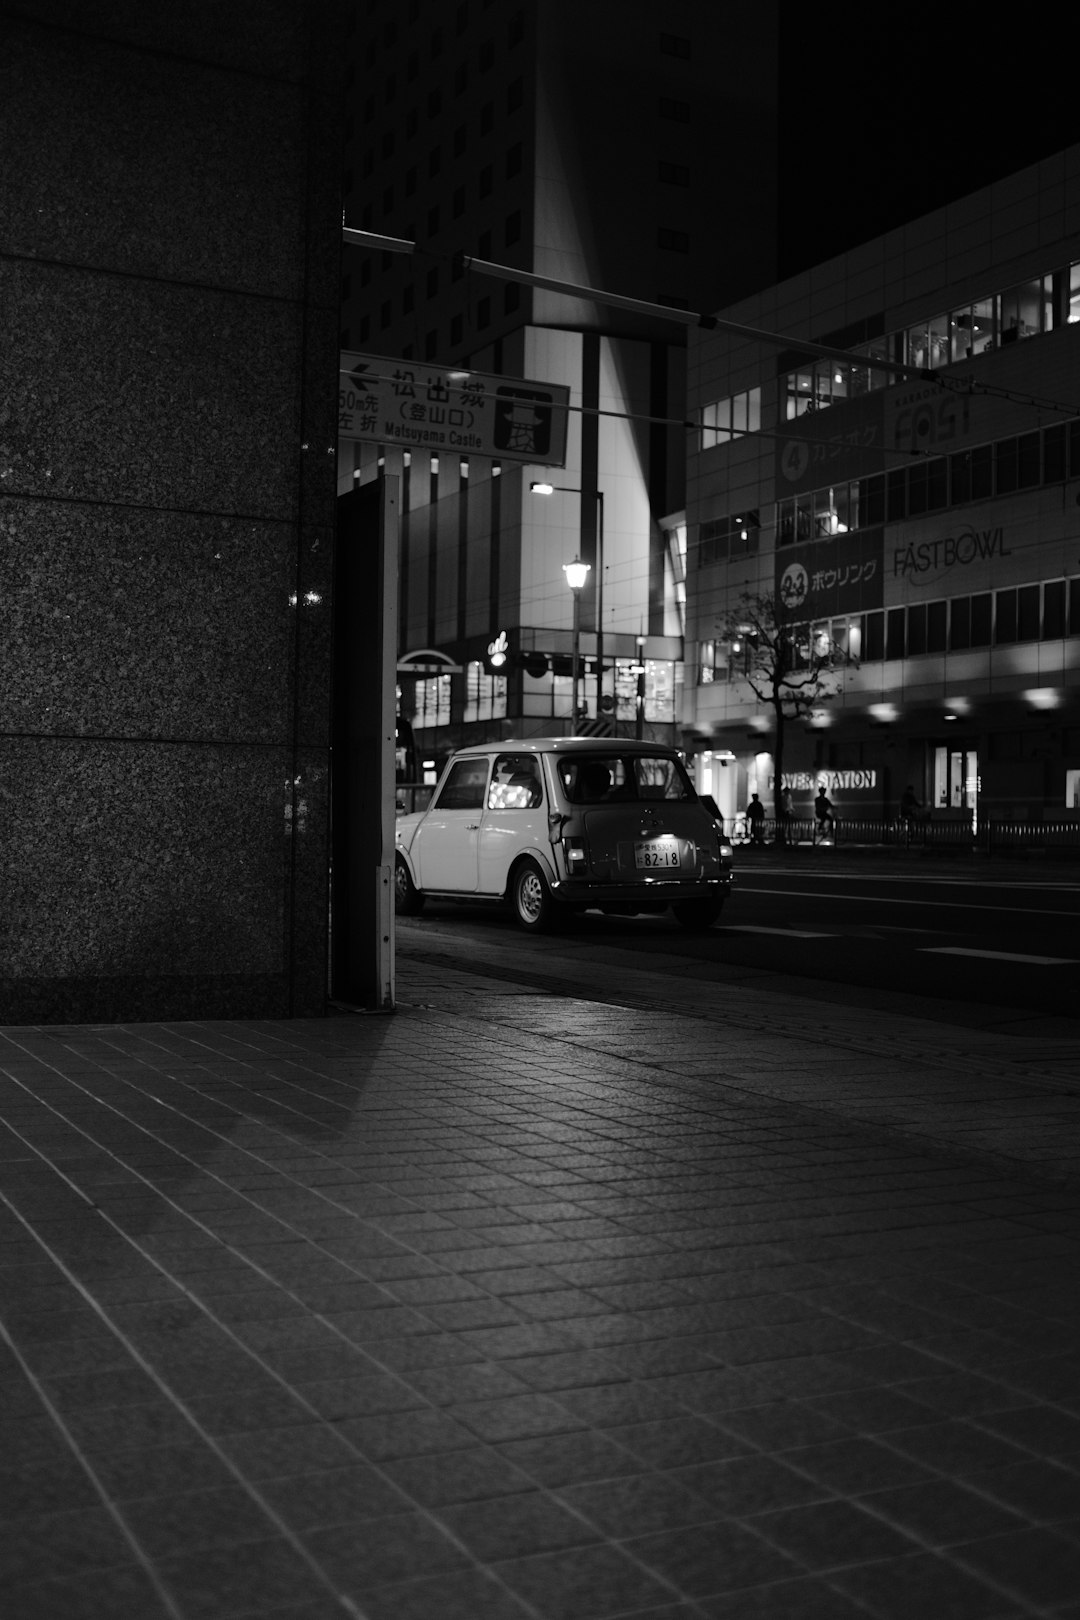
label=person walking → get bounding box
[778,785,793,846]
[746,792,766,845]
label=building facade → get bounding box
[339,0,778,771]
[683,147,1080,833]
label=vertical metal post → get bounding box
[570,587,581,736]
[595,491,604,722]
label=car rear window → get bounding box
[558,754,693,804]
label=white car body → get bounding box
[394,737,735,931]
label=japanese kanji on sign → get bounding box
[339,352,570,467]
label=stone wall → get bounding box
[0,2,344,1020]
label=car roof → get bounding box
[446,737,683,759]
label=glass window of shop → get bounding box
[463,661,506,724]
[1070,263,1080,325]
[413,673,452,729]
[998,275,1053,344]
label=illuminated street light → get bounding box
[562,556,591,733]
[532,482,605,723]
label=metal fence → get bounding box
[731,815,1080,857]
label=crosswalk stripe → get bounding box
[727,926,834,939]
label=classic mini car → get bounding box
[394,737,735,932]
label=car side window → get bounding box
[488,754,543,809]
[433,758,488,810]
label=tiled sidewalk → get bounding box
[1,963,1079,1619]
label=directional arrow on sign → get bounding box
[348,362,373,393]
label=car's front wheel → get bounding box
[672,896,724,931]
[509,858,557,932]
[394,857,425,916]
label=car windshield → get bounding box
[558,754,694,805]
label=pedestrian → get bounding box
[746,793,766,845]
[899,784,923,824]
[814,787,835,840]
[778,785,793,845]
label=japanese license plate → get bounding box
[634,838,682,870]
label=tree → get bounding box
[719,589,851,837]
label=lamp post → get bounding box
[531,482,604,722]
[562,555,590,734]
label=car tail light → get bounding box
[562,836,588,874]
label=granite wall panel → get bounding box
[0,3,344,1022]
[0,16,306,297]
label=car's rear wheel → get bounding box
[394,857,425,916]
[672,896,724,931]
[510,858,556,932]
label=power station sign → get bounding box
[339,352,570,467]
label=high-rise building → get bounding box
[339,0,778,767]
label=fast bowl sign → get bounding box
[339,352,570,467]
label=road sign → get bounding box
[339,352,570,467]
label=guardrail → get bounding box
[730,815,1080,857]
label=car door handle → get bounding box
[466,822,480,830]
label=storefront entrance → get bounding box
[934,744,979,824]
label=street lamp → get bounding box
[562,555,590,734]
[531,481,605,723]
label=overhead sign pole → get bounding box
[342,225,929,382]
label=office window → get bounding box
[1070,577,1080,635]
[886,469,906,522]
[453,185,466,217]
[860,473,885,525]
[424,330,438,359]
[864,610,884,662]
[504,281,520,313]
[507,77,522,110]
[660,32,690,56]
[477,296,491,328]
[995,438,1018,494]
[453,123,467,156]
[426,267,439,297]
[970,443,993,499]
[480,100,494,133]
[658,97,690,120]
[504,210,521,245]
[886,608,905,660]
[1044,423,1066,483]
[971,593,992,646]
[907,603,927,656]
[658,161,690,185]
[658,227,689,252]
[450,313,463,344]
[506,141,522,176]
[1043,579,1066,639]
[927,600,947,653]
[949,597,970,651]
[1017,584,1040,641]
[995,588,1017,644]
[479,38,494,70]
[1017,431,1041,488]
[700,388,760,448]
[998,275,1053,343]
[478,166,492,197]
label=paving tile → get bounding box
[437,1488,601,1559]
[699,1575,872,1618]
[673,1453,833,1516]
[491,1541,679,1618]
[355,1567,537,1619]
[828,1550,1023,1618]
[2,1563,176,1619]
[383,1443,536,1506]
[301,1510,472,1592]
[951,1527,1080,1605]
[556,1472,717,1537]
[625,1517,803,1598]
[750,1497,922,1571]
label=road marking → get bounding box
[726,926,834,939]
[920,946,1077,965]
[739,884,1079,918]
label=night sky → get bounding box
[777,7,1073,278]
